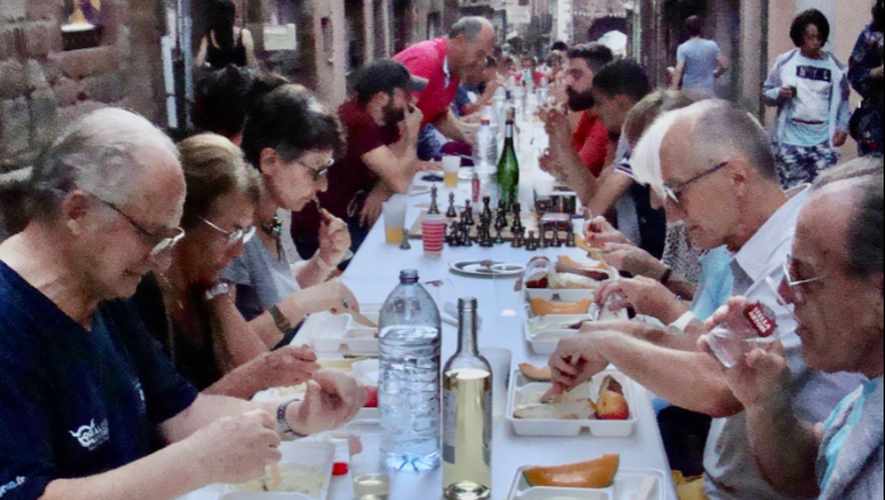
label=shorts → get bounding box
[774,141,840,189]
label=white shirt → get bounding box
[704,186,864,500]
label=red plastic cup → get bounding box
[422,213,447,257]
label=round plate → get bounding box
[449,260,526,278]
[409,184,433,196]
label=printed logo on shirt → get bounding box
[69,419,110,451]
[0,477,26,498]
[796,65,832,83]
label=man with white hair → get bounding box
[549,100,861,500]
[0,109,366,500]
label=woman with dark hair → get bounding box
[195,0,258,70]
[848,0,885,156]
[217,85,360,354]
[131,133,321,398]
[764,9,851,188]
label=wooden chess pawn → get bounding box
[551,228,563,248]
[539,227,549,249]
[495,225,505,245]
[447,193,458,218]
[526,231,538,251]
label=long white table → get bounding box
[181,178,679,500]
[326,180,679,500]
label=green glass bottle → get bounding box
[495,108,519,211]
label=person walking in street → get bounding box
[764,9,851,189]
[848,0,885,157]
[672,16,728,100]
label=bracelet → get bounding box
[278,399,307,440]
[269,304,293,334]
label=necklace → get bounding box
[261,214,284,257]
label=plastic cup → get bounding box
[708,302,780,369]
[383,200,407,245]
[442,156,461,188]
[422,213,447,257]
[480,347,512,419]
[348,422,390,500]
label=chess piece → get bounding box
[526,231,538,251]
[446,193,458,218]
[511,228,524,248]
[400,229,412,250]
[551,228,563,248]
[482,196,493,221]
[429,186,440,215]
[479,225,494,247]
[565,228,577,248]
[539,227,549,249]
[461,225,474,247]
[464,201,475,226]
[494,225,505,245]
[511,211,524,234]
[447,223,460,247]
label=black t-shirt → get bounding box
[0,262,199,500]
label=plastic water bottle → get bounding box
[473,108,499,206]
[378,270,443,473]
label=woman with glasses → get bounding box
[131,133,321,398]
[764,9,852,189]
[218,84,360,355]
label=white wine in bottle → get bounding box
[443,298,492,500]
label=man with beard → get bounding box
[542,43,614,180]
[290,60,431,257]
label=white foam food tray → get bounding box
[176,442,335,500]
[526,287,598,302]
[524,306,629,355]
[508,466,666,500]
[508,370,639,438]
[303,305,382,355]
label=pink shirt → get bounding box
[393,37,460,126]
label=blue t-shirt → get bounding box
[677,39,721,91]
[0,262,199,500]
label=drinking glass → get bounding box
[348,422,390,500]
[492,265,523,318]
[480,347,512,419]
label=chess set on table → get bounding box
[409,187,578,251]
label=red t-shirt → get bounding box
[290,97,401,236]
[573,110,610,178]
[393,37,460,126]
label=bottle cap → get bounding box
[399,269,419,283]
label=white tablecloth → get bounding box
[184,178,679,500]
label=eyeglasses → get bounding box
[200,218,257,248]
[782,254,824,302]
[664,161,731,205]
[295,158,335,183]
[97,198,186,257]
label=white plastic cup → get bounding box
[480,347,513,419]
[442,156,461,188]
[382,200,407,245]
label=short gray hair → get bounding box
[813,156,884,279]
[690,100,778,181]
[450,17,491,42]
[27,108,179,221]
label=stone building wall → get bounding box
[0,0,167,172]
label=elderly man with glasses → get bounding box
[703,158,883,500]
[548,100,862,500]
[0,109,366,500]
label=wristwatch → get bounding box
[203,282,230,302]
[278,399,308,440]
